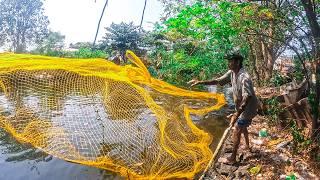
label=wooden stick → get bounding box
[199,126,232,180]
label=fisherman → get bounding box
[188,53,258,164]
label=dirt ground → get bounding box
[203,115,319,180]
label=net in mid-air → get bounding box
[0,51,225,179]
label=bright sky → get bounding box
[44,0,164,45]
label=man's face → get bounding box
[227,59,239,71]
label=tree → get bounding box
[238,2,294,84]
[36,31,65,54]
[100,22,146,62]
[299,0,320,140]
[158,0,320,136]
[139,0,148,29]
[69,42,92,49]
[148,2,240,85]
[0,0,49,53]
[249,0,320,139]
[93,0,109,47]
[158,0,197,20]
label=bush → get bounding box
[265,97,284,125]
[31,48,107,59]
[270,71,290,87]
[73,48,107,58]
[290,120,312,154]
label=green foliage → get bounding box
[100,22,146,61]
[158,0,198,20]
[270,72,290,87]
[285,173,297,180]
[69,42,92,49]
[150,47,228,86]
[73,48,106,58]
[0,0,49,52]
[308,91,319,122]
[293,58,305,83]
[98,0,297,87]
[42,50,70,57]
[34,31,65,55]
[147,1,254,86]
[289,120,312,153]
[265,97,284,125]
[32,47,106,59]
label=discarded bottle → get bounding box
[285,173,296,180]
[259,128,268,137]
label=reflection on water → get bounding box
[0,128,122,180]
[195,85,232,150]
[0,71,231,179]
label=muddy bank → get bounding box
[203,115,319,179]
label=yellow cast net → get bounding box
[0,51,225,179]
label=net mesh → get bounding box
[0,51,225,179]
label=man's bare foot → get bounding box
[240,145,252,152]
[219,156,237,165]
[245,146,252,152]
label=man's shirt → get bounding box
[216,68,258,120]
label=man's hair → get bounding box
[224,53,244,67]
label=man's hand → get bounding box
[230,114,237,127]
[187,79,201,87]
[227,113,233,119]
[229,112,240,127]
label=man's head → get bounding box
[225,53,244,71]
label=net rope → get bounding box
[0,51,225,179]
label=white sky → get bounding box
[44,0,164,45]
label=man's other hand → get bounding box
[229,112,239,127]
[230,115,236,127]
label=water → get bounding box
[0,73,232,180]
[196,85,233,150]
[0,132,120,179]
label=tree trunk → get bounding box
[251,49,261,85]
[257,39,268,83]
[139,0,147,29]
[261,40,274,79]
[93,0,109,48]
[247,38,261,86]
[300,0,320,140]
[266,19,276,79]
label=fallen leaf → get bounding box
[249,165,261,175]
[267,138,284,147]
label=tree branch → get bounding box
[246,31,310,85]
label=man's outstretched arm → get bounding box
[188,79,219,86]
[188,70,231,87]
